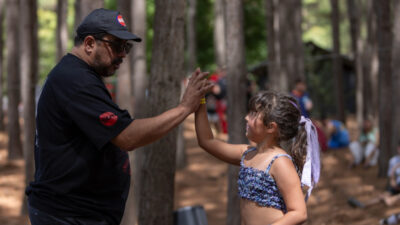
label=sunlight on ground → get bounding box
[0,160,24,217]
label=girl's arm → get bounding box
[195,102,248,165]
[270,157,307,225]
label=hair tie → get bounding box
[299,116,321,201]
[289,100,300,112]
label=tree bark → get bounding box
[214,0,226,68]
[330,0,346,122]
[186,0,197,73]
[363,0,379,124]
[266,0,284,91]
[74,0,104,30]
[266,0,303,92]
[56,0,68,61]
[285,0,304,84]
[6,0,22,160]
[137,0,185,224]
[375,0,394,177]
[116,0,133,114]
[394,0,400,151]
[0,0,5,132]
[225,0,247,224]
[19,0,38,214]
[175,80,186,170]
[120,0,147,224]
[347,0,364,128]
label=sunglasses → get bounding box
[96,38,133,54]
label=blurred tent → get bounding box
[248,41,356,119]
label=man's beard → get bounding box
[93,51,123,77]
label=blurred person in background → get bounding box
[349,118,379,168]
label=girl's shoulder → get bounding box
[267,149,294,170]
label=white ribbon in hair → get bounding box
[299,116,321,201]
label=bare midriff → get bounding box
[240,198,284,225]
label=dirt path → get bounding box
[0,116,399,224]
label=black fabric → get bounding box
[29,203,109,225]
[26,54,133,225]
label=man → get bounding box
[26,8,212,225]
[291,79,313,118]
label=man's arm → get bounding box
[112,69,213,151]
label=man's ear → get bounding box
[83,35,96,54]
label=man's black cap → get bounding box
[77,8,141,42]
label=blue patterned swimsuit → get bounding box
[238,148,292,213]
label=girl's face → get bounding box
[245,111,269,143]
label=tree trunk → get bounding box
[225,1,247,225]
[330,0,346,122]
[74,0,104,29]
[19,0,38,214]
[0,0,5,132]
[285,0,304,84]
[214,0,226,69]
[120,0,147,224]
[375,0,394,177]
[175,0,197,170]
[175,81,186,170]
[6,0,22,160]
[116,0,133,114]
[137,0,185,224]
[56,0,68,61]
[266,0,283,91]
[186,0,197,73]
[364,0,379,124]
[395,0,400,150]
[266,0,303,92]
[347,0,364,128]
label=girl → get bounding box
[195,91,320,225]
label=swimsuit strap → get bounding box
[240,147,257,167]
[266,154,292,173]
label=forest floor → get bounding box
[0,115,399,224]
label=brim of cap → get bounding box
[108,30,142,42]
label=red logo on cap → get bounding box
[99,112,118,126]
[117,15,126,27]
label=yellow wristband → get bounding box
[200,97,206,104]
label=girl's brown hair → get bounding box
[248,91,307,173]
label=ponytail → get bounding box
[296,116,321,201]
[290,123,308,174]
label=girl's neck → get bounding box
[256,136,280,153]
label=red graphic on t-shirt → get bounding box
[122,158,130,175]
[99,112,118,126]
[117,15,126,27]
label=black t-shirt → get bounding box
[26,54,133,224]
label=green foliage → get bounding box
[146,0,155,73]
[244,0,267,67]
[303,0,350,54]
[38,7,57,84]
[105,0,117,10]
[67,0,76,46]
[196,0,215,71]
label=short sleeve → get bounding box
[65,84,133,150]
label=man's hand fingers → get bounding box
[189,68,201,82]
[190,69,209,83]
[198,71,209,80]
[200,81,215,94]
